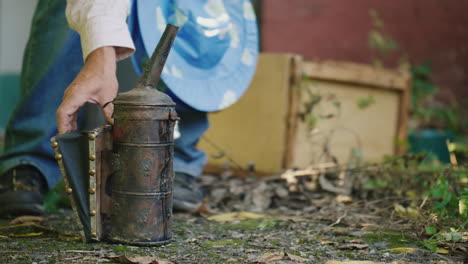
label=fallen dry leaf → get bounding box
[335,195,353,203]
[461,235,468,242]
[255,252,285,263]
[348,239,364,244]
[329,227,350,236]
[9,232,43,238]
[255,252,305,263]
[393,203,421,220]
[106,255,174,264]
[194,203,212,216]
[320,241,339,246]
[326,261,385,264]
[337,243,369,250]
[391,247,418,254]
[285,252,306,262]
[436,248,449,254]
[207,211,265,223]
[0,222,77,237]
[10,216,47,225]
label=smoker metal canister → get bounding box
[107,24,179,246]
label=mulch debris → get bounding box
[0,172,465,264]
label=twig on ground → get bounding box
[329,211,348,227]
[65,250,100,253]
[0,223,77,236]
[319,174,350,195]
[419,196,429,209]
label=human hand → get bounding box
[56,46,118,133]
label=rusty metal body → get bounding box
[107,25,179,245]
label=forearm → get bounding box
[57,1,135,133]
[84,46,117,75]
[56,46,119,133]
[65,0,135,61]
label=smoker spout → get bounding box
[137,24,179,89]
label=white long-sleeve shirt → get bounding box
[66,0,135,61]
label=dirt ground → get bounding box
[0,172,466,264]
[0,209,464,264]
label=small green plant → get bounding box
[364,11,467,253]
[411,62,438,116]
[358,154,467,252]
[44,180,70,213]
[296,75,341,128]
[418,166,467,252]
[368,9,399,67]
[427,172,461,217]
[422,226,464,252]
[368,10,468,138]
[410,62,468,136]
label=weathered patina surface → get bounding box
[108,24,179,245]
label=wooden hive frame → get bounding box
[199,54,411,175]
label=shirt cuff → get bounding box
[79,16,135,61]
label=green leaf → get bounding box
[307,115,317,127]
[362,179,388,190]
[257,219,279,230]
[331,99,341,110]
[425,226,437,235]
[442,233,452,241]
[460,189,468,217]
[451,232,462,242]
[421,241,438,252]
[412,62,432,77]
[357,95,376,110]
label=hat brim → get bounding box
[131,0,259,112]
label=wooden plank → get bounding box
[203,163,271,178]
[302,60,409,91]
[395,77,411,154]
[283,55,303,169]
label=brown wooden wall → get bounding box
[261,0,468,104]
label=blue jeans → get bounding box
[0,0,208,190]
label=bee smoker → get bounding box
[52,24,179,246]
[108,24,179,245]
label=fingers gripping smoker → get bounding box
[51,24,179,245]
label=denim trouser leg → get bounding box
[0,0,208,190]
[0,0,82,189]
[168,90,209,177]
[0,2,84,189]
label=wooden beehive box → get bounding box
[198,53,411,175]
